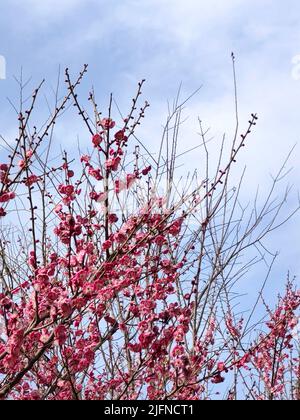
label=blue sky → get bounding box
[0,0,300,301]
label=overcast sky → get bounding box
[0,0,299,300]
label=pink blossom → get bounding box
[115,179,126,194]
[0,164,8,171]
[59,184,75,196]
[126,174,136,189]
[0,191,15,203]
[88,166,103,181]
[114,130,127,142]
[80,155,91,163]
[92,133,103,147]
[102,240,112,251]
[105,157,121,172]
[59,299,73,318]
[99,118,116,130]
[217,362,226,372]
[24,174,40,187]
[54,325,68,346]
[154,235,166,246]
[26,150,34,158]
[18,159,26,169]
[108,213,118,223]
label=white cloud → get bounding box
[13,0,85,18]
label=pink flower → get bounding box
[128,343,142,353]
[168,218,183,236]
[100,118,116,130]
[126,174,136,189]
[236,353,251,369]
[108,213,118,223]
[115,179,126,194]
[59,299,73,318]
[54,204,63,213]
[161,259,171,268]
[105,157,121,172]
[0,171,10,185]
[18,159,26,169]
[80,155,90,163]
[92,134,103,147]
[0,164,8,171]
[114,130,127,142]
[54,325,68,346]
[58,184,75,197]
[26,149,34,158]
[90,191,107,203]
[114,231,127,244]
[76,249,86,264]
[154,235,166,246]
[0,191,15,203]
[88,167,103,181]
[217,362,226,372]
[102,240,112,251]
[24,174,40,187]
[172,345,184,357]
[226,315,241,339]
[27,250,37,268]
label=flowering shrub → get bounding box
[0,66,299,400]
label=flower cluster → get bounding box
[0,73,298,401]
